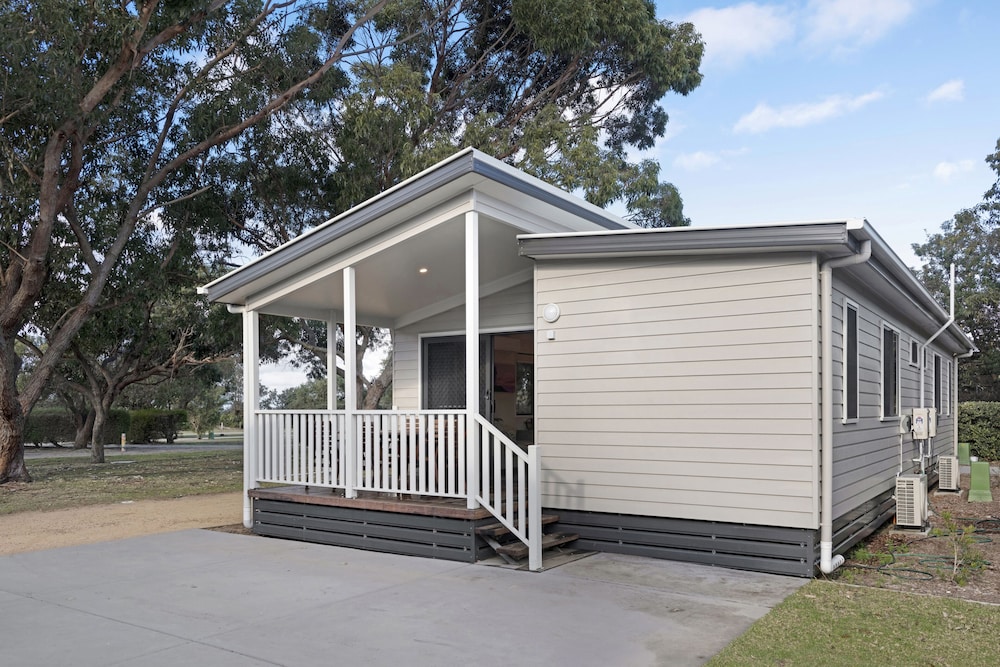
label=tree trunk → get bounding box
[90,402,108,464]
[74,409,96,449]
[0,336,30,483]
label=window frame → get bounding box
[880,321,901,420]
[843,299,859,423]
[909,339,920,367]
[933,352,942,415]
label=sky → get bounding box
[265,0,997,391]
[648,0,998,267]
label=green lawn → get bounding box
[0,450,243,515]
[708,580,1000,667]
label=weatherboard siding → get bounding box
[831,275,955,519]
[391,281,533,410]
[534,255,819,529]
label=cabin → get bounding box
[201,149,975,576]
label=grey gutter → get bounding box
[518,222,859,259]
[202,149,628,303]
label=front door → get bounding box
[421,332,534,445]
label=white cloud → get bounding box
[674,151,721,171]
[933,160,974,182]
[805,0,915,50]
[734,90,884,133]
[673,148,748,171]
[684,3,795,67]
[926,79,964,103]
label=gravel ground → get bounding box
[0,492,243,556]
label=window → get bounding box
[881,324,900,418]
[909,340,920,366]
[422,337,466,409]
[943,359,951,415]
[933,354,942,415]
[844,302,859,421]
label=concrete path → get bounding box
[0,531,804,666]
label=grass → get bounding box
[0,450,243,516]
[707,580,1000,667]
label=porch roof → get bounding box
[200,149,632,325]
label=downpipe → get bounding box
[916,264,955,474]
[819,240,871,574]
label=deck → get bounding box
[248,486,498,563]
[249,486,495,519]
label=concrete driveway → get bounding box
[0,530,804,666]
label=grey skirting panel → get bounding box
[253,499,494,563]
[551,510,818,577]
[830,486,897,559]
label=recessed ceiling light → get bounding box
[418,267,429,274]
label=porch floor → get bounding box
[248,486,495,520]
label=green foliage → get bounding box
[128,410,188,444]
[261,378,336,410]
[931,512,988,585]
[914,138,1000,400]
[957,402,1000,460]
[24,408,129,446]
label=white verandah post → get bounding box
[242,308,260,528]
[343,267,358,498]
[466,210,480,510]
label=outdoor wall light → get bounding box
[542,303,561,323]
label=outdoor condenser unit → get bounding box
[938,455,960,492]
[895,474,928,528]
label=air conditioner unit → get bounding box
[938,455,960,491]
[895,474,927,528]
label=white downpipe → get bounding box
[919,264,955,409]
[917,264,955,474]
[819,240,871,573]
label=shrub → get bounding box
[24,408,131,446]
[958,402,1000,461]
[24,408,76,446]
[127,409,187,444]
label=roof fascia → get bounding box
[202,149,631,304]
[518,222,856,259]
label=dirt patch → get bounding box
[0,492,244,556]
[832,468,1000,605]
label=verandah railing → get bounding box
[255,409,467,497]
[254,409,541,569]
[473,415,542,570]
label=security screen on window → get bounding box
[882,326,899,418]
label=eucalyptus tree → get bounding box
[914,138,1000,400]
[0,0,405,482]
[217,0,704,407]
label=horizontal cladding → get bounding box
[536,254,817,529]
[831,278,957,518]
[551,509,817,577]
[252,499,491,563]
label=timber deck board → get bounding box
[249,486,495,520]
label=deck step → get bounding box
[476,514,559,538]
[494,532,579,560]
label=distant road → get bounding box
[24,435,244,459]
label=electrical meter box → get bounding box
[911,408,936,439]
